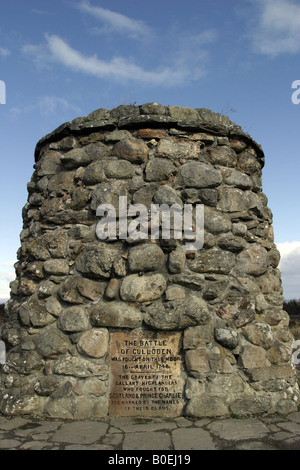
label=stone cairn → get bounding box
[0,103,299,420]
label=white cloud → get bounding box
[37,96,81,116]
[0,261,15,301]
[77,2,153,39]
[251,0,300,56]
[7,95,80,121]
[44,34,199,86]
[277,241,300,300]
[0,47,10,58]
[21,42,52,70]
[31,9,53,16]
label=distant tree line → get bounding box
[0,303,4,315]
[283,299,300,316]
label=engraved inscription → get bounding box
[109,330,185,417]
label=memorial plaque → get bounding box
[109,330,185,417]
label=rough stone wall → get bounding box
[0,103,299,419]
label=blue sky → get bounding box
[0,0,299,300]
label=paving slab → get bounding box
[0,417,29,431]
[19,441,54,450]
[207,418,269,441]
[64,444,115,450]
[0,439,22,449]
[288,412,300,424]
[269,431,294,442]
[276,421,300,434]
[122,431,172,450]
[0,412,300,450]
[172,427,216,450]
[114,421,177,433]
[50,421,109,445]
[233,441,278,450]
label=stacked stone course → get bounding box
[0,103,299,419]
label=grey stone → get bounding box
[91,300,143,328]
[184,323,214,349]
[244,322,274,349]
[44,259,69,275]
[176,162,222,188]
[214,328,238,349]
[19,296,56,327]
[36,151,61,176]
[59,136,78,151]
[76,243,122,279]
[45,296,62,316]
[58,276,105,303]
[70,187,90,210]
[140,102,167,115]
[185,348,210,375]
[207,145,237,167]
[77,329,109,358]
[165,285,186,301]
[34,376,69,396]
[156,138,200,160]
[0,392,44,416]
[73,378,106,397]
[57,306,90,332]
[204,207,232,234]
[189,247,235,274]
[48,171,75,193]
[232,222,247,236]
[128,244,165,273]
[236,244,269,276]
[217,233,246,252]
[144,295,210,330]
[198,188,218,206]
[218,187,250,212]
[120,273,166,302]
[169,105,199,121]
[145,159,175,181]
[5,349,43,375]
[223,168,253,188]
[132,186,155,206]
[82,161,106,184]
[112,137,148,163]
[153,185,183,207]
[168,247,186,273]
[186,395,229,418]
[240,343,268,369]
[53,355,107,378]
[104,129,132,142]
[36,327,70,358]
[238,150,262,174]
[229,397,272,417]
[104,278,119,300]
[61,146,104,169]
[103,159,135,179]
